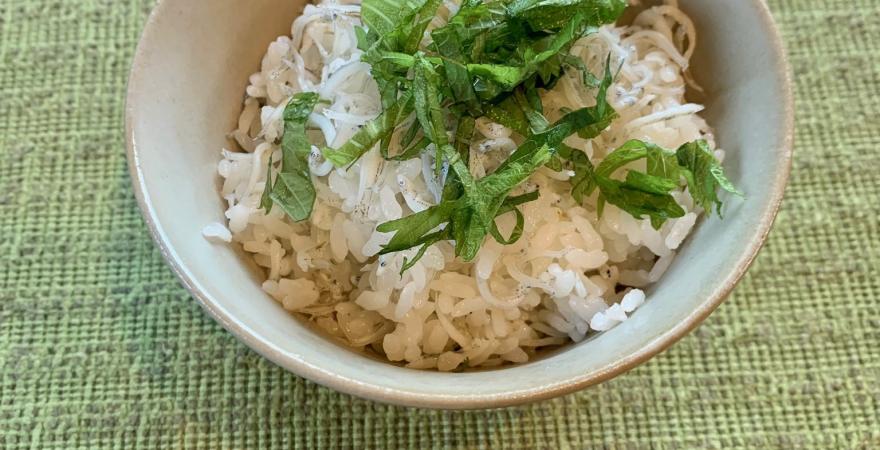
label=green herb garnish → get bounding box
[261,92,320,221]
[676,140,743,215]
[266,0,740,272]
[582,139,744,228]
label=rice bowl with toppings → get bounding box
[202,0,741,371]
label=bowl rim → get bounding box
[125,0,794,409]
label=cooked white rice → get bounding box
[203,0,721,370]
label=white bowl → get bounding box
[126,0,793,409]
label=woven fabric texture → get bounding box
[1,0,878,448]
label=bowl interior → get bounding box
[126,0,791,408]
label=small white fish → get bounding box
[397,175,433,213]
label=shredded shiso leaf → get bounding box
[264,0,740,272]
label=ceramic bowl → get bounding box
[126,0,793,409]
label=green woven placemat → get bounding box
[1,0,878,448]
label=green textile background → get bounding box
[1,0,878,448]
